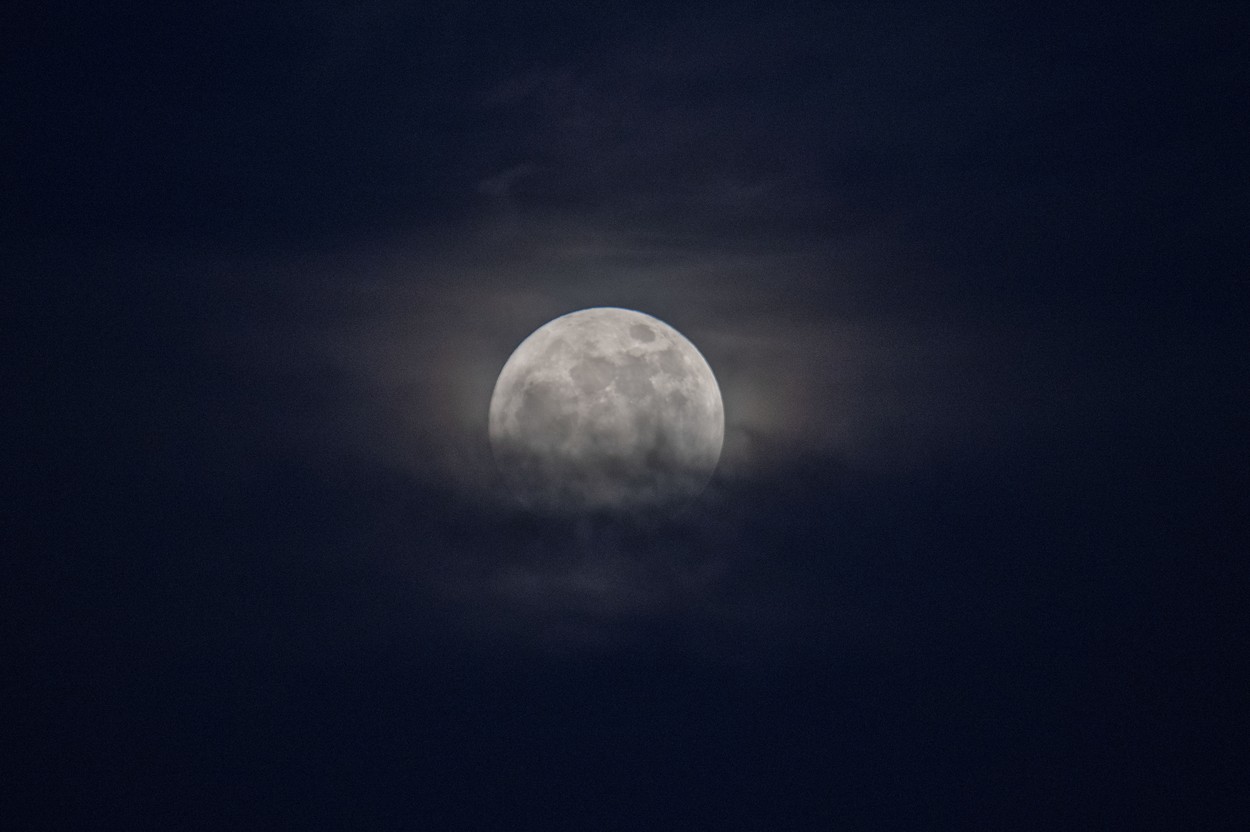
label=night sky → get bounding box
[8,1,1248,828]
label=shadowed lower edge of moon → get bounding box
[491,442,721,514]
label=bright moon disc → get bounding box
[489,308,724,513]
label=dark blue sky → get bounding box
[7,1,1247,828]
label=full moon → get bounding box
[489,308,724,513]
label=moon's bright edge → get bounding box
[488,308,724,513]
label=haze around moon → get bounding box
[489,308,724,514]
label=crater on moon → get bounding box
[489,308,724,513]
[630,323,655,342]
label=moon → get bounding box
[489,308,724,513]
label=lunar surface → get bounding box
[489,308,724,513]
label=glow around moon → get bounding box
[489,308,724,513]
